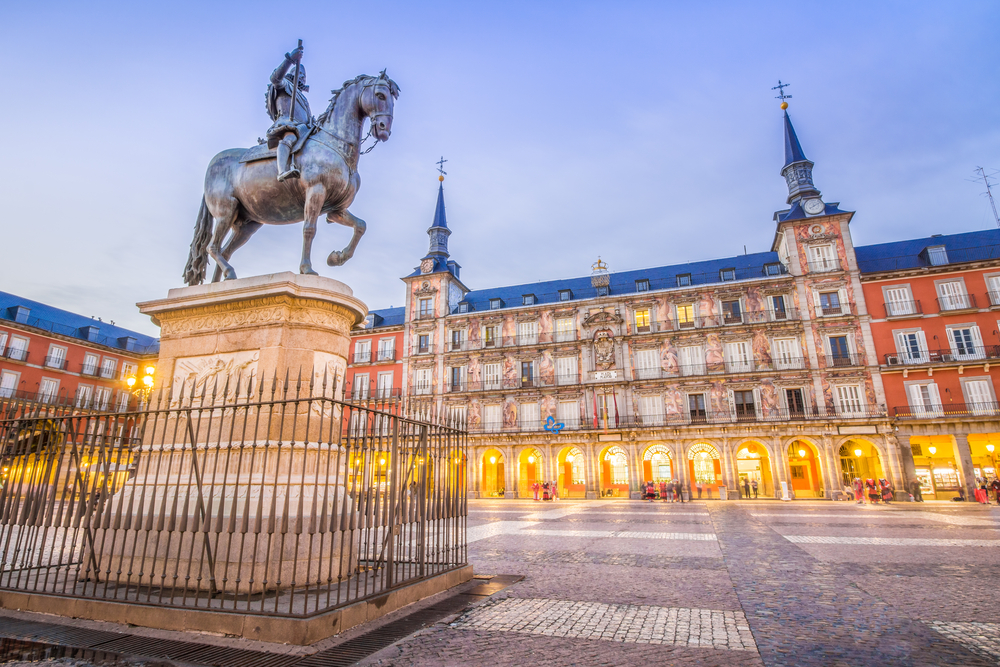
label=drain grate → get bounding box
[0,637,174,666]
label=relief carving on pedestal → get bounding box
[171,350,260,404]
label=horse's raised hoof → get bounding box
[300,265,319,276]
[224,269,237,281]
[327,251,346,267]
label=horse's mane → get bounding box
[317,72,401,125]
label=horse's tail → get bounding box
[183,197,213,286]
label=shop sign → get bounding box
[594,370,619,381]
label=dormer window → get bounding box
[927,245,948,266]
[490,298,503,310]
[596,285,609,297]
[720,268,736,282]
[676,274,692,287]
[764,263,783,276]
[522,294,536,306]
[559,289,573,301]
[635,279,649,292]
[458,302,470,313]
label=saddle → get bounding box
[238,126,359,171]
[239,125,315,164]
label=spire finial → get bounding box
[436,156,447,182]
[772,80,792,110]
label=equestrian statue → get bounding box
[183,42,400,285]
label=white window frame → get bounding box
[82,353,99,376]
[893,329,928,364]
[905,381,942,417]
[7,335,28,361]
[517,321,538,346]
[355,339,372,362]
[946,325,984,361]
[883,284,916,317]
[987,274,1000,306]
[834,384,865,417]
[94,386,112,411]
[483,362,502,391]
[414,368,432,395]
[557,400,578,429]
[519,402,540,431]
[100,357,117,379]
[0,370,19,398]
[45,344,67,369]
[418,298,434,318]
[634,348,659,379]
[724,340,753,373]
[679,345,705,376]
[555,356,577,385]
[936,278,971,311]
[816,288,848,317]
[808,244,837,272]
[773,337,802,370]
[75,384,93,408]
[639,394,664,426]
[376,371,394,398]
[961,377,996,414]
[352,372,370,399]
[0,331,7,355]
[38,377,60,403]
[377,337,395,361]
[634,308,652,332]
[120,361,138,381]
[554,317,574,342]
[484,404,502,432]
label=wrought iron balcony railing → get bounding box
[447,373,581,393]
[80,362,100,376]
[43,355,66,370]
[807,258,842,273]
[825,353,864,367]
[883,346,1000,366]
[352,352,371,364]
[894,402,1000,419]
[988,291,1000,307]
[4,347,28,362]
[632,357,808,381]
[883,300,922,318]
[936,293,977,312]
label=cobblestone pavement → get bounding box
[364,500,1000,666]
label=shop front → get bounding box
[558,446,587,498]
[687,443,723,498]
[481,448,506,497]
[909,435,961,500]
[518,447,543,498]
[599,445,630,497]
[735,441,772,498]
[787,440,822,498]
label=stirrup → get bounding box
[278,167,301,182]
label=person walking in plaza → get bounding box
[751,478,758,498]
[551,480,559,500]
[991,478,1000,504]
[978,477,989,504]
[696,482,703,499]
[743,477,751,499]
[853,477,865,504]
[532,482,539,501]
[674,479,684,503]
[659,480,669,502]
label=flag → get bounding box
[602,390,608,433]
[592,390,599,429]
[613,391,620,428]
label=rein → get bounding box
[316,77,392,161]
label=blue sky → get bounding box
[1,1,998,335]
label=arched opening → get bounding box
[642,445,673,483]
[558,446,586,498]
[787,440,822,498]
[909,435,961,500]
[736,441,773,498]
[481,448,506,497]
[838,440,885,487]
[517,447,544,498]
[687,443,722,498]
[599,445,630,497]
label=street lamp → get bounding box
[798,448,806,459]
[125,364,155,403]
[987,443,996,481]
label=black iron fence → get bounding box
[894,402,1000,419]
[0,372,467,619]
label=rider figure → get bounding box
[266,45,312,181]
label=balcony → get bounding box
[883,300,922,318]
[43,355,66,370]
[634,357,808,380]
[817,302,854,317]
[376,349,396,362]
[417,312,435,320]
[99,367,116,379]
[895,402,1000,419]
[989,291,1000,307]
[657,309,801,332]
[352,352,372,364]
[4,347,28,362]
[825,353,863,368]
[807,258,842,273]
[81,362,99,376]
[937,293,977,312]
[884,346,1000,366]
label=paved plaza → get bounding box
[364,499,1000,666]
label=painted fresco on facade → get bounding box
[698,294,718,326]
[752,330,772,369]
[664,385,684,420]
[657,295,674,330]
[503,399,517,428]
[705,333,724,372]
[539,310,553,341]
[502,315,516,341]
[468,399,482,430]
[759,378,779,417]
[745,286,764,316]
[468,317,481,346]
[469,355,482,386]
[539,350,555,385]
[709,380,728,417]
[541,394,557,420]
[503,353,517,387]
[659,338,679,375]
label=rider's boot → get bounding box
[277,139,300,181]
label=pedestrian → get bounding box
[532,482,539,501]
[552,480,559,501]
[743,477,751,499]
[991,478,1000,505]
[853,477,865,505]
[659,480,668,502]
[979,477,989,504]
[675,479,684,503]
[751,479,758,498]
[909,479,923,502]
[696,482,703,499]
[645,481,656,501]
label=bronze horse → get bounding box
[183,72,400,285]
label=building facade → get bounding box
[346,307,405,401]
[859,231,1000,499]
[0,291,158,411]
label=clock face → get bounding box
[420,259,434,274]
[803,198,825,215]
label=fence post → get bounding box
[418,424,429,578]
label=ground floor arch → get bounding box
[481,448,506,498]
[687,442,723,498]
[599,445,630,497]
[558,446,587,498]
[642,444,674,483]
[518,447,544,498]
[735,440,773,498]
[909,435,963,500]
[838,439,885,487]
[787,439,822,498]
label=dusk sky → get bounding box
[1,1,998,336]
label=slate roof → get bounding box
[783,111,809,167]
[430,182,448,229]
[455,252,786,313]
[364,306,406,329]
[775,201,851,223]
[855,229,1000,274]
[0,290,159,354]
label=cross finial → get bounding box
[436,156,448,177]
[772,80,792,108]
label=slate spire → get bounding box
[426,176,451,257]
[779,109,821,205]
[782,111,808,168]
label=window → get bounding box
[418,298,433,318]
[835,385,864,416]
[819,291,842,316]
[0,331,6,355]
[0,371,17,398]
[605,446,629,485]
[884,286,915,317]
[722,300,742,325]
[116,391,130,412]
[559,289,573,302]
[75,384,93,408]
[679,345,705,376]
[764,263,783,276]
[377,338,395,361]
[963,379,995,414]
[894,331,928,364]
[596,285,609,297]
[7,336,28,361]
[733,390,755,419]
[520,402,540,431]
[771,295,787,320]
[484,363,501,390]
[517,321,538,345]
[907,383,941,417]
[377,372,393,398]
[774,338,801,369]
[808,245,837,271]
[38,378,59,403]
[676,274,692,287]
[926,245,948,266]
[556,356,577,384]
[676,304,695,329]
[352,373,369,399]
[449,367,465,392]
[119,362,137,381]
[634,349,659,379]
[94,387,111,411]
[484,325,499,347]
[418,334,430,354]
[99,357,117,379]
[458,302,469,313]
[520,361,534,387]
[82,353,99,376]
[937,281,971,310]
[688,393,707,423]
[720,268,736,282]
[484,404,502,432]
[634,309,651,332]
[354,340,371,362]
[414,368,432,395]
[829,336,852,366]
[554,317,574,342]
[45,345,67,369]
[522,294,536,306]
[785,388,805,416]
[724,341,753,373]
[948,326,984,360]
[639,395,664,425]
[635,279,649,292]
[450,329,465,351]
[557,401,578,429]
[988,276,1000,306]
[490,298,503,310]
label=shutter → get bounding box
[813,291,823,316]
[928,383,942,416]
[839,289,849,314]
[894,332,907,359]
[972,326,984,358]
[907,384,924,415]
[752,387,762,418]
[946,328,959,355]
[728,389,737,421]
[965,380,991,410]
[916,331,928,361]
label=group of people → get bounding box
[843,477,894,503]
[643,480,687,502]
[973,477,1000,504]
[740,477,760,499]
[531,481,559,501]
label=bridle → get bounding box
[358,77,394,154]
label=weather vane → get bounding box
[436,156,448,177]
[772,80,792,109]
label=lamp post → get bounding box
[124,364,156,406]
[987,443,996,481]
